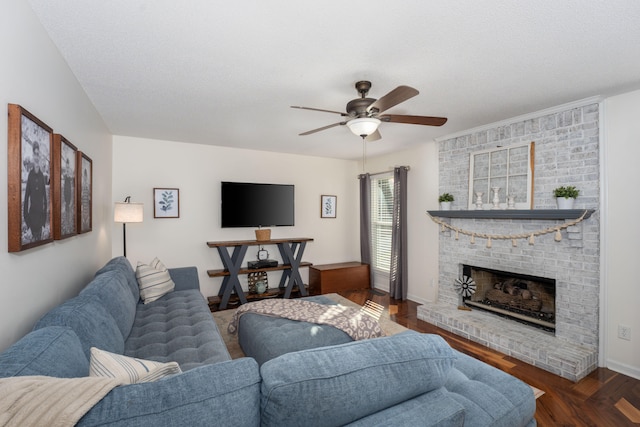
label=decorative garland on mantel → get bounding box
[427,210,589,248]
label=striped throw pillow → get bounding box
[135,257,175,304]
[89,347,182,383]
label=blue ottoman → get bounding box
[237,295,354,365]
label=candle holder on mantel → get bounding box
[475,192,484,210]
[491,187,501,210]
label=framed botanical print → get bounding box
[52,134,78,239]
[154,188,180,218]
[321,195,337,218]
[77,151,92,234]
[7,104,54,252]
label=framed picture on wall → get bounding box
[77,151,92,234]
[154,188,180,218]
[52,134,78,239]
[7,104,54,252]
[321,195,337,218]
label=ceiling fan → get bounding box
[291,80,447,141]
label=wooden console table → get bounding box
[206,237,313,309]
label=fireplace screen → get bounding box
[462,264,555,332]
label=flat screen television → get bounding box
[221,181,295,228]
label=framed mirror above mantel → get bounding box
[468,141,534,210]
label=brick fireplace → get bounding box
[417,101,600,381]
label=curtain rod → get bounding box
[357,166,410,178]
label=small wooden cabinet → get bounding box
[309,262,370,295]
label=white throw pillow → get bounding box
[136,257,175,304]
[89,347,182,384]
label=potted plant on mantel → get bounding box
[553,186,579,209]
[439,193,454,210]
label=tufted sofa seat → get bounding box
[34,257,232,370]
[122,286,228,371]
[0,257,261,426]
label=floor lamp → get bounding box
[114,196,144,257]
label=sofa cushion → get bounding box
[443,350,536,427]
[124,289,231,370]
[260,331,457,427]
[167,266,200,292]
[95,256,140,302]
[136,258,175,304]
[0,326,88,378]
[78,358,262,427]
[345,387,466,427]
[34,295,124,358]
[80,269,137,339]
[89,347,181,383]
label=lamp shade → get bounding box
[346,117,381,137]
[114,202,144,223]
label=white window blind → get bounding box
[371,173,394,273]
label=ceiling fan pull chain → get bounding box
[362,137,367,172]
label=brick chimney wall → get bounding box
[424,102,601,380]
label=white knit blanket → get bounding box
[0,376,122,427]
[228,299,384,340]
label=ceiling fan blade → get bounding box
[365,129,381,142]
[291,106,348,116]
[299,121,347,136]
[366,86,419,114]
[380,114,448,126]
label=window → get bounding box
[468,141,534,209]
[370,173,394,275]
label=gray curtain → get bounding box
[358,173,373,288]
[390,166,408,300]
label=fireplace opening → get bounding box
[462,265,556,333]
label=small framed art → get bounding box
[154,188,180,218]
[77,151,92,234]
[52,134,78,240]
[321,195,337,218]
[7,104,54,252]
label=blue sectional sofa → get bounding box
[0,257,536,426]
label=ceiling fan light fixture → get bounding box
[346,117,381,138]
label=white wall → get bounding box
[112,136,361,298]
[357,142,441,304]
[0,1,113,351]
[603,90,640,379]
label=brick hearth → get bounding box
[417,303,596,381]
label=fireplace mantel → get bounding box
[427,209,594,220]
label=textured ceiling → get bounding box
[28,0,640,160]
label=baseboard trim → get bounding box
[607,359,640,381]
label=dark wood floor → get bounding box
[338,289,640,427]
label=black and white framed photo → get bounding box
[154,188,180,218]
[7,104,54,252]
[321,195,337,218]
[52,134,77,240]
[77,151,92,234]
